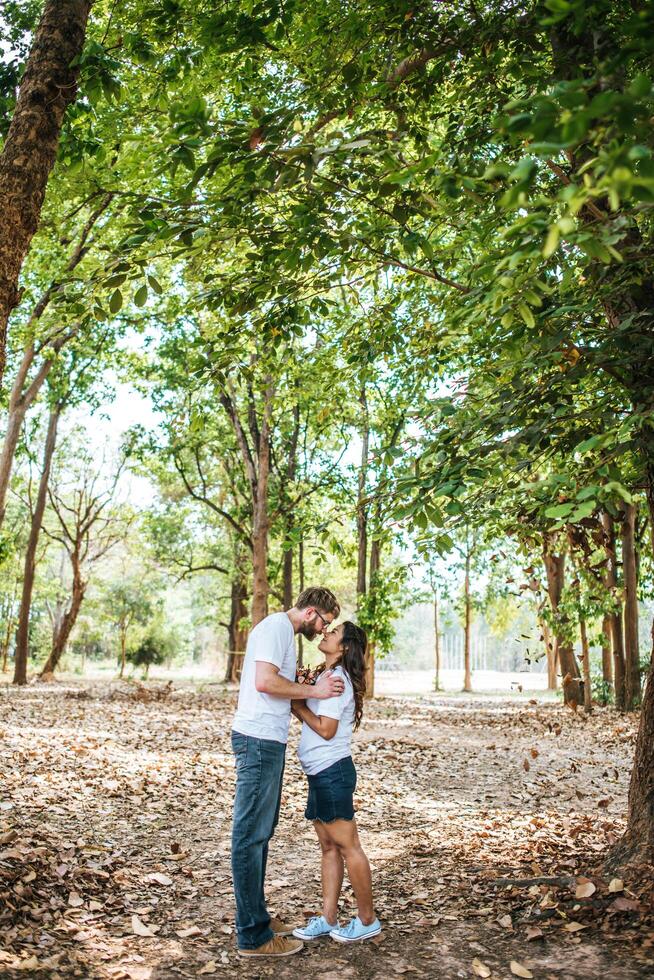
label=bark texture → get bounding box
[621,503,641,711]
[602,511,626,710]
[13,405,60,684]
[0,0,92,388]
[609,630,654,868]
[542,541,582,706]
[224,576,248,683]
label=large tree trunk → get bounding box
[621,502,641,711]
[224,575,248,683]
[609,625,654,868]
[602,511,626,710]
[463,545,472,693]
[542,539,582,705]
[13,405,60,684]
[40,564,86,677]
[0,0,92,390]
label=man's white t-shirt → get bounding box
[232,612,296,744]
[297,666,355,776]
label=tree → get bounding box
[13,401,60,684]
[104,578,154,679]
[39,450,129,677]
[0,0,92,388]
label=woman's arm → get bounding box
[292,700,338,740]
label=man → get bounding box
[231,586,343,958]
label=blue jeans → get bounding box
[231,732,286,950]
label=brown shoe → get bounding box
[270,915,295,936]
[238,936,303,958]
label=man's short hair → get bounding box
[295,586,340,617]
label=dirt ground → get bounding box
[1,679,652,979]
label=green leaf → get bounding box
[543,225,560,258]
[109,289,123,314]
[544,503,574,519]
[134,284,148,307]
[147,275,163,294]
[518,302,535,328]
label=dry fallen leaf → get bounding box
[575,881,596,899]
[198,962,217,975]
[510,961,533,978]
[131,915,158,937]
[498,914,513,929]
[175,925,202,938]
[608,878,624,893]
[67,891,84,908]
[525,926,543,941]
[147,872,173,886]
[564,922,588,932]
[16,956,40,971]
[472,957,492,977]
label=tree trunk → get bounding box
[120,628,127,678]
[356,386,369,601]
[13,405,60,684]
[463,546,472,693]
[365,536,381,699]
[224,575,248,683]
[297,536,305,668]
[579,617,593,714]
[40,565,86,676]
[621,502,641,711]
[602,511,626,710]
[250,383,272,626]
[1,586,16,672]
[283,546,293,611]
[434,591,441,692]
[0,0,92,389]
[539,615,557,690]
[609,622,654,868]
[542,538,582,705]
[601,615,613,688]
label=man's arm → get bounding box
[291,700,338,740]
[255,662,344,700]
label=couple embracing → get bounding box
[230,586,381,957]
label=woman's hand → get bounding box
[291,699,305,720]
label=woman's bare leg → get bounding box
[320,819,375,925]
[313,820,343,924]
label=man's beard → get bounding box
[299,619,320,641]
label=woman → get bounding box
[291,621,381,944]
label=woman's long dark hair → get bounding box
[334,621,368,731]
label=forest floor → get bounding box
[1,678,653,980]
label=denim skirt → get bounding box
[305,756,356,823]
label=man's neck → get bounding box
[286,607,303,634]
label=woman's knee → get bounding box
[318,835,338,855]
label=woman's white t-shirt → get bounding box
[297,666,355,776]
